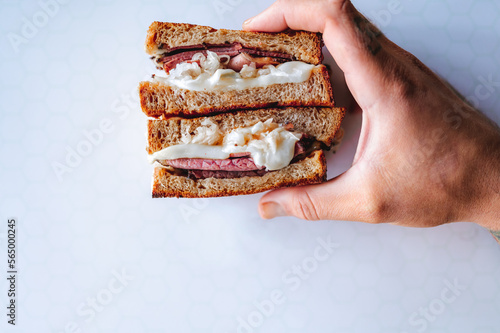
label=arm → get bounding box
[244,0,500,230]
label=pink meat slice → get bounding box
[161,42,293,60]
[159,44,243,73]
[162,157,265,171]
[161,140,307,172]
[158,42,292,73]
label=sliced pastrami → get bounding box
[157,135,321,180]
[162,157,264,172]
[159,42,292,60]
[158,42,242,56]
[156,42,293,73]
[161,139,309,172]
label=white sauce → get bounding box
[148,119,301,171]
[152,51,316,91]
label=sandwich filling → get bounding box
[151,47,317,91]
[149,119,321,179]
[151,42,294,72]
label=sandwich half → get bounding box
[148,106,345,198]
[139,22,334,118]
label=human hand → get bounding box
[244,0,500,229]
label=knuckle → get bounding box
[289,190,321,221]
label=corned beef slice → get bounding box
[159,139,309,176]
[164,157,264,172]
[157,42,293,73]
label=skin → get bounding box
[243,0,500,230]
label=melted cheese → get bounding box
[148,119,301,171]
[152,51,316,91]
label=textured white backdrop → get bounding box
[1,0,499,332]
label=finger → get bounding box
[243,0,338,33]
[243,1,288,32]
[259,167,371,222]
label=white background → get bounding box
[1,0,499,332]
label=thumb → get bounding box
[259,168,367,221]
[242,1,289,32]
[242,0,345,33]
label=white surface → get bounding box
[0,0,499,332]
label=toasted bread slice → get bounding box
[139,66,334,118]
[152,150,326,198]
[147,106,345,154]
[145,22,323,65]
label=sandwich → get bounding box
[138,22,345,198]
[147,107,344,198]
[139,22,334,118]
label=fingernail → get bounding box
[243,17,253,27]
[260,202,287,219]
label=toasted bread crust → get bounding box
[139,66,334,118]
[145,22,323,65]
[151,150,327,198]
